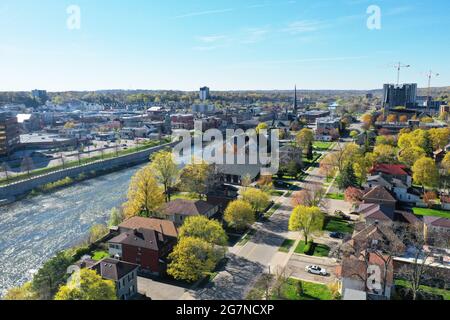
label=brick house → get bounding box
[108,217,178,276]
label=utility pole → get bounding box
[394,62,411,85]
[426,70,439,114]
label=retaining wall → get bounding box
[0,142,176,200]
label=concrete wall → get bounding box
[0,142,176,200]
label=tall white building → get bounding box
[199,87,210,101]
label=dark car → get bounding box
[330,232,345,239]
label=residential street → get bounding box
[179,144,338,300]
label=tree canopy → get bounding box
[54,269,117,300]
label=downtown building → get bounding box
[0,112,20,157]
[382,83,417,109]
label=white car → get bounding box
[305,265,328,276]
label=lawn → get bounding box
[325,193,345,200]
[313,141,333,151]
[279,239,295,253]
[269,190,285,197]
[395,279,450,300]
[412,207,450,219]
[274,278,334,300]
[92,250,110,261]
[294,241,330,257]
[171,192,201,201]
[324,217,354,234]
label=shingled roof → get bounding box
[91,258,139,281]
[109,228,164,251]
[363,186,397,203]
[423,216,450,228]
[119,217,178,238]
[161,199,216,217]
[370,164,409,176]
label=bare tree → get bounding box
[291,185,325,208]
[21,157,34,177]
[396,225,450,300]
[1,162,10,182]
[271,266,293,300]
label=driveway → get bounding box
[138,277,187,300]
[286,254,338,285]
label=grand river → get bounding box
[0,164,145,295]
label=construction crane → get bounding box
[426,70,439,113]
[394,62,411,85]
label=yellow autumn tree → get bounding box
[54,269,117,300]
[412,157,439,189]
[123,165,165,218]
[224,200,255,231]
[241,187,271,214]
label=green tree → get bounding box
[123,165,165,218]
[108,208,124,227]
[180,162,213,200]
[167,237,220,282]
[306,142,314,161]
[224,200,255,231]
[241,188,271,215]
[412,157,439,189]
[54,269,117,300]
[32,252,74,299]
[336,163,358,190]
[179,216,228,246]
[149,150,179,202]
[288,206,324,244]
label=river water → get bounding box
[0,164,145,295]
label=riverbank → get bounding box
[0,140,176,203]
[0,161,147,295]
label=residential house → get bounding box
[109,217,178,276]
[216,163,262,185]
[354,203,421,227]
[315,117,341,141]
[91,258,139,300]
[336,252,395,300]
[369,164,412,187]
[362,186,397,211]
[343,223,406,256]
[118,216,179,238]
[160,199,219,226]
[364,175,421,205]
[206,184,239,213]
[423,216,450,244]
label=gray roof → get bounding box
[91,258,139,281]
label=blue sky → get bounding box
[0,0,449,91]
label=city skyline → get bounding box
[0,0,449,91]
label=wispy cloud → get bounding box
[196,35,229,43]
[281,20,326,34]
[173,8,234,19]
[240,27,270,44]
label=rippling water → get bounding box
[0,164,145,295]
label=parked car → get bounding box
[330,232,344,239]
[305,265,328,276]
